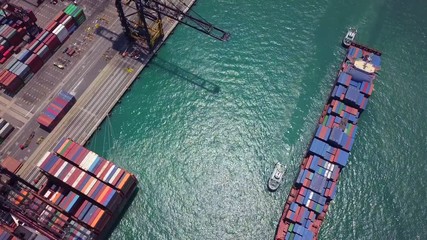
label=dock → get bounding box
[0,0,197,184]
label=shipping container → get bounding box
[0,122,14,139]
[2,72,23,93]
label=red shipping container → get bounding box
[3,46,14,59]
[0,70,9,85]
[25,54,44,73]
[59,15,69,24]
[95,186,111,204]
[74,200,89,219]
[67,145,81,162]
[92,158,106,174]
[63,16,76,31]
[87,181,101,197]
[98,162,114,180]
[49,160,64,177]
[45,106,59,117]
[66,168,81,185]
[3,73,23,93]
[0,57,6,64]
[58,164,72,180]
[37,115,49,128]
[54,96,68,108]
[66,143,80,160]
[75,148,89,165]
[46,34,61,52]
[46,21,59,33]
[33,42,45,55]
[62,142,76,159]
[82,177,97,195]
[53,11,66,22]
[50,102,65,114]
[110,169,125,186]
[0,45,5,55]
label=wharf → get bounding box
[14,0,197,183]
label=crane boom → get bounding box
[116,0,229,51]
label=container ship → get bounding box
[0,139,138,240]
[274,42,382,240]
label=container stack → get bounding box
[36,139,137,237]
[37,90,76,132]
[275,44,382,240]
[54,138,137,196]
[8,187,69,238]
[0,4,38,64]
[0,118,14,140]
[0,4,86,94]
[0,228,13,240]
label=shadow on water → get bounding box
[94,27,220,93]
[152,57,221,94]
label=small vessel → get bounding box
[268,162,285,191]
[342,28,357,47]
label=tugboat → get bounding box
[342,27,357,47]
[268,162,285,191]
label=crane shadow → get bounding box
[152,57,220,94]
[94,26,130,52]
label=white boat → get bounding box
[342,28,357,47]
[268,162,285,191]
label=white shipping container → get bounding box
[103,165,116,182]
[88,156,100,171]
[81,151,94,170]
[37,45,50,60]
[83,178,97,195]
[96,161,110,178]
[52,24,62,35]
[0,123,14,139]
[0,118,6,129]
[84,153,98,171]
[72,171,85,188]
[62,15,73,27]
[55,24,69,43]
[37,152,51,167]
[54,162,67,177]
[63,166,76,182]
[108,168,121,184]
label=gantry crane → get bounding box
[116,0,230,52]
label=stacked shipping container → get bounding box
[0,118,14,140]
[0,4,86,93]
[36,139,137,237]
[37,90,76,132]
[0,227,13,240]
[0,4,38,64]
[54,138,137,196]
[275,44,382,240]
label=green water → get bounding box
[87,0,427,239]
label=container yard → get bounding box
[274,43,382,240]
[0,3,39,64]
[0,4,85,94]
[0,139,137,239]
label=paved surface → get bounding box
[0,0,196,185]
